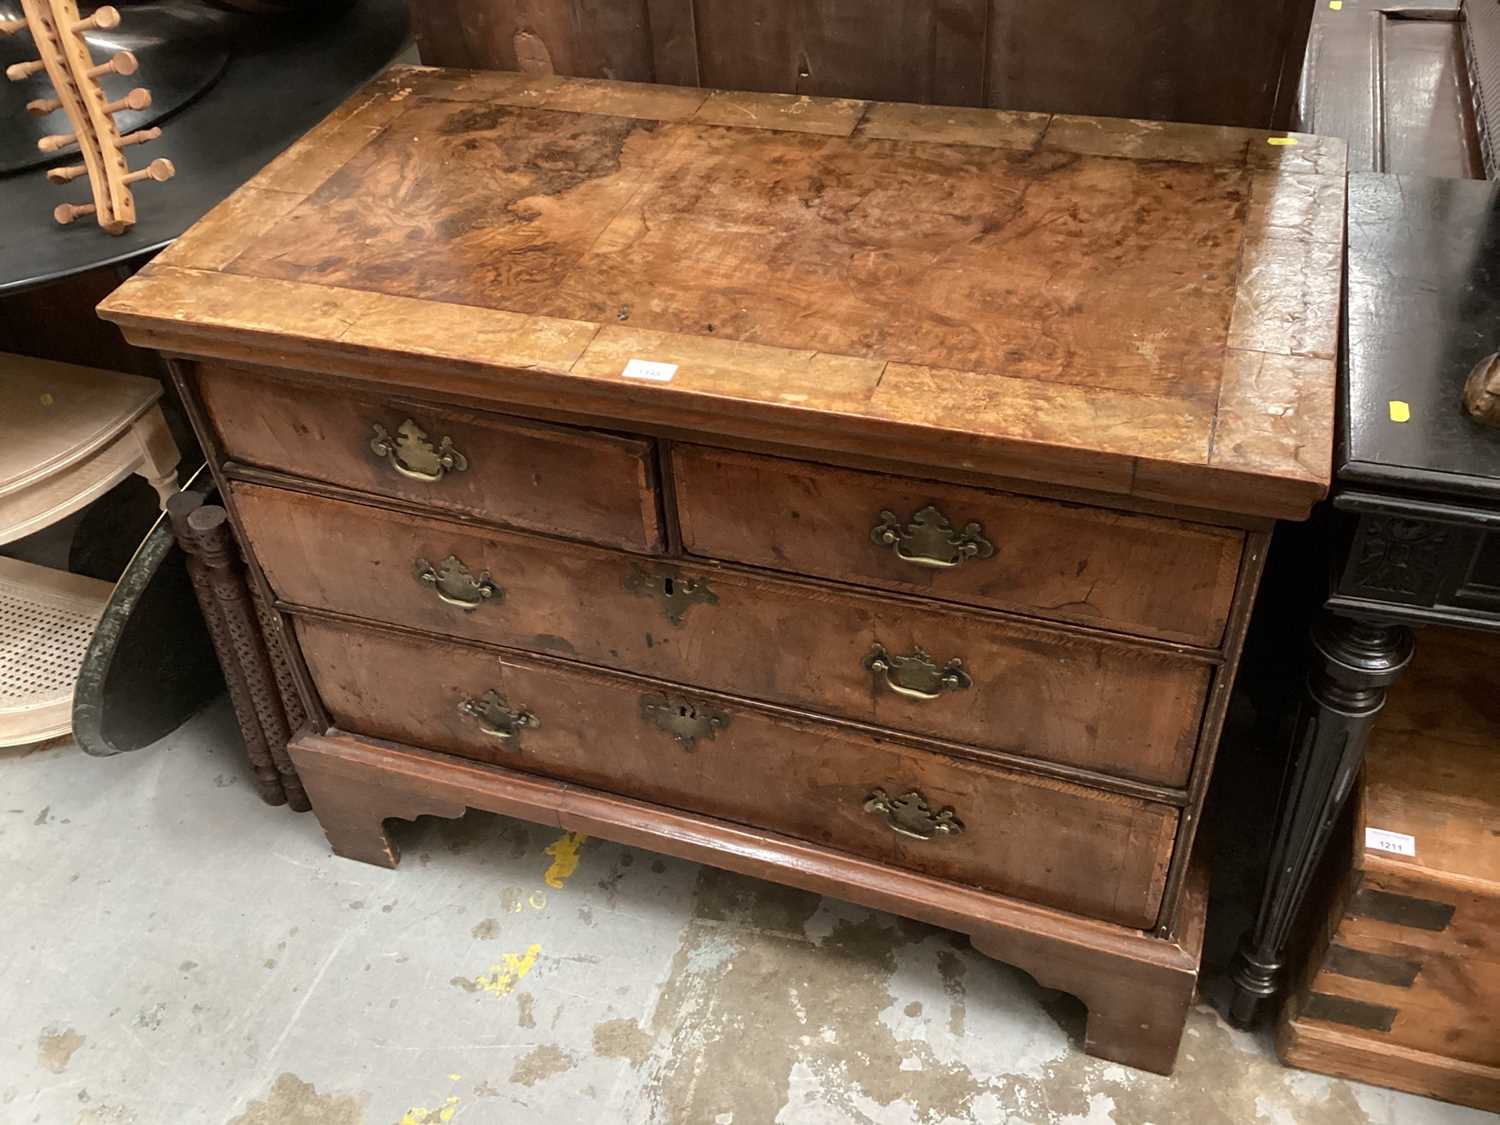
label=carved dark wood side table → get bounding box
[1228,171,1500,1025]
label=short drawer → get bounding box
[295,616,1178,929]
[236,484,1212,786]
[197,364,664,552]
[672,445,1243,647]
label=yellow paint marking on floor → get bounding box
[471,943,542,997]
[400,1094,461,1124]
[543,831,588,889]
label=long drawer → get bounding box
[236,483,1212,786]
[197,363,664,552]
[295,615,1178,929]
[672,444,1244,647]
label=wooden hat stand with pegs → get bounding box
[2,2,175,234]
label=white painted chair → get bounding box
[1,354,179,746]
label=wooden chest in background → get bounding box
[407,0,1316,130]
[97,66,1344,1075]
[1280,627,1500,1112]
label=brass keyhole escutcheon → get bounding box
[871,505,994,569]
[625,563,717,625]
[864,788,964,840]
[370,419,468,482]
[640,690,729,750]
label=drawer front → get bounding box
[198,364,664,552]
[296,616,1178,929]
[237,484,1212,786]
[673,445,1243,647]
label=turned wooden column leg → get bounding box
[167,492,287,807]
[187,506,312,812]
[248,582,308,732]
[1227,613,1413,1027]
[130,405,180,508]
[291,738,469,868]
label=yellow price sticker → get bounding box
[1330,1,1343,9]
[1267,137,1299,147]
[1389,400,1411,423]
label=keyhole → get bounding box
[662,577,675,597]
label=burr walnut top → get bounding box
[98,65,1346,519]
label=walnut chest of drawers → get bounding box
[98,65,1344,1075]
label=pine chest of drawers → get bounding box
[98,65,1344,1074]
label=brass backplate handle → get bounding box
[864,788,964,840]
[625,563,717,625]
[864,643,971,701]
[370,419,469,483]
[459,689,538,745]
[414,554,502,609]
[640,691,728,750]
[871,505,994,569]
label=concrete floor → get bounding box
[3,703,1495,1125]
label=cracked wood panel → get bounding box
[98,65,1345,520]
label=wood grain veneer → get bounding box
[296,615,1177,928]
[235,483,1213,787]
[671,444,1244,647]
[198,363,664,552]
[99,65,1344,521]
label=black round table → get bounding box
[1,0,411,754]
[1,0,410,294]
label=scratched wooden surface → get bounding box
[100,65,1346,520]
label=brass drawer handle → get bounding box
[414,553,502,609]
[640,691,728,750]
[864,643,971,700]
[871,505,994,569]
[864,788,964,840]
[459,689,538,745]
[370,419,469,483]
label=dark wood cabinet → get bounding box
[408,0,1316,129]
[1229,174,1500,1029]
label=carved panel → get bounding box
[1342,516,1451,604]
